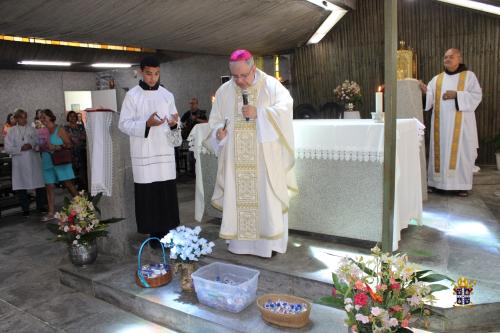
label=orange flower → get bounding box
[365,283,383,303]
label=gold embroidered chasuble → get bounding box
[209,69,297,241]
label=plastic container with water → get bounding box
[192,262,260,313]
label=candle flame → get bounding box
[378,86,382,92]
[211,95,215,103]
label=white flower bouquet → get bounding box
[334,80,362,107]
[160,226,215,263]
[47,192,123,245]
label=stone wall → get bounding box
[0,69,96,123]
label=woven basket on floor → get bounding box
[135,237,172,288]
[256,294,312,328]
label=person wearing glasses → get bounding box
[4,109,46,217]
[207,49,298,258]
[419,48,482,197]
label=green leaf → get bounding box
[415,269,432,278]
[317,296,345,309]
[428,283,449,293]
[63,196,71,207]
[418,273,453,282]
[332,272,348,292]
[91,192,103,206]
[348,258,375,276]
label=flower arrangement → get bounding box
[334,80,363,107]
[319,246,452,333]
[47,192,123,245]
[160,226,215,263]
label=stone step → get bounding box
[59,255,348,333]
[59,250,500,333]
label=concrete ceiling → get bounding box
[0,0,358,70]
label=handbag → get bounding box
[51,148,72,165]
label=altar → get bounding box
[189,119,424,250]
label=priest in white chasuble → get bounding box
[208,49,298,258]
[119,56,180,241]
[4,109,46,216]
[421,48,482,196]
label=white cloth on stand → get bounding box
[188,123,212,222]
[87,112,113,196]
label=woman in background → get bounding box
[64,111,87,191]
[39,109,78,221]
[2,113,16,137]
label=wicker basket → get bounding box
[256,294,312,328]
[135,237,172,288]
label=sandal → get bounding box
[41,214,55,222]
[457,191,468,197]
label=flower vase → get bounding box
[175,262,196,292]
[346,102,355,112]
[68,239,98,266]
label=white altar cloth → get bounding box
[190,119,424,250]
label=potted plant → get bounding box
[334,80,363,112]
[47,192,123,266]
[160,225,215,292]
[319,246,452,333]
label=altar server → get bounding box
[118,56,180,240]
[4,109,46,216]
[208,49,298,257]
[420,48,482,197]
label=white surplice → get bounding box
[4,125,44,190]
[118,85,178,184]
[425,69,482,190]
[208,69,297,258]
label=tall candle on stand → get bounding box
[375,86,383,114]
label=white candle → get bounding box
[375,90,383,114]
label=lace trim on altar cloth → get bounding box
[295,149,384,162]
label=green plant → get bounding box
[318,246,452,333]
[47,191,123,245]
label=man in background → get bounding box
[420,48,482,197]
[181,97,207,140]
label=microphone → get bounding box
[242,90,249,121]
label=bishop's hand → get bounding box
[216,127,227,141]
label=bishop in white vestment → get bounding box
[118,56,180,239]
[209,50,297,257]
[4,109,46,215]
[423,49,482,195]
